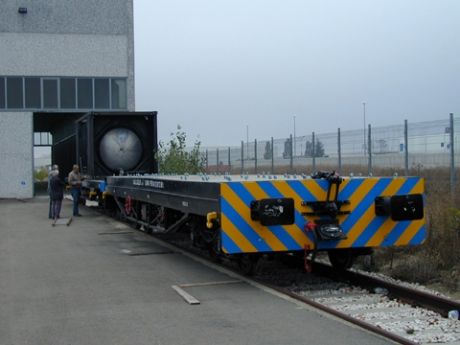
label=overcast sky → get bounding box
[134,0,460,147]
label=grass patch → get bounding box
[372,167,460,291]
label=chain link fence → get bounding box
[201,114,458,189]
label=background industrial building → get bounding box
[0,0,135,198]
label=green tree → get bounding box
[304,139,325,157]
[156,125,203,174]
[283,137,292,158]
[263,141,272,160]
[34,167,49,181]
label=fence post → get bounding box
[368,124,372,176]
[312,131,316,172]
[205,149,208,172]
[216,148,219,173]
[228,147,231,172]
[289,134,293,172]
[241,141,244,174]
[450,113,456,195]
[254,139,258,174]
[404,119,409,176]
[337,128,342,174]
[271,137,274,174]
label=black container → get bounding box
[76,112,158,177]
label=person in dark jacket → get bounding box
[49,170,65,220]
[48,164,59,219]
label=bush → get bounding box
[34,168,48,181]
[156,125,203,174]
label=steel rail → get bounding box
[260,280,418,345]
[141,232,422,345]
[168,241,421,344]
[312,262,460,317]
[158,235,420,344]
[92,206,457,345]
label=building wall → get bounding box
[0,0,134,109]
[1,33,128,78]
[0,112,33,198]
[0,0,134,198]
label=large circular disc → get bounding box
[99,128,142,171]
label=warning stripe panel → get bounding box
[352,179,405,247]
[337,178,389,248]
[229,182,303,249]
[249,181,311,248]
[367,178,425,248]
[222,184,287,251]
[220,177,426,254]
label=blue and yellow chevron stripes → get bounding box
[220,177,426,254]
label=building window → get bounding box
[6,77,23,109]
[0,77,4,108]
[95,78,110,109]
[0,76,127,111]
[25,78,41,109]
[41,132,52,145]
[60,78,76,109]
[43,79,58,108]
[111,79,127,109]
[77,78,93,109]
[34,132,52,146]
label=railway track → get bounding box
[151,231,460,345]
[254,260,460,345]
[101,210,460,345]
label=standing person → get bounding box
[68,164,82,216]
[47,164,59,219]
[49,170,65,220]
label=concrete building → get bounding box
[0,0,135,198]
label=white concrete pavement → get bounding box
[0,197,394,345]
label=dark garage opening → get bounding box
[33,112,84,194]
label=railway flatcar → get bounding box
[76,112,425,274]
[103,172,425,274]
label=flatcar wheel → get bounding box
[238,254,259,276]
[328,250,354,270]
[115,208,123,221]
[207,245,222,263]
